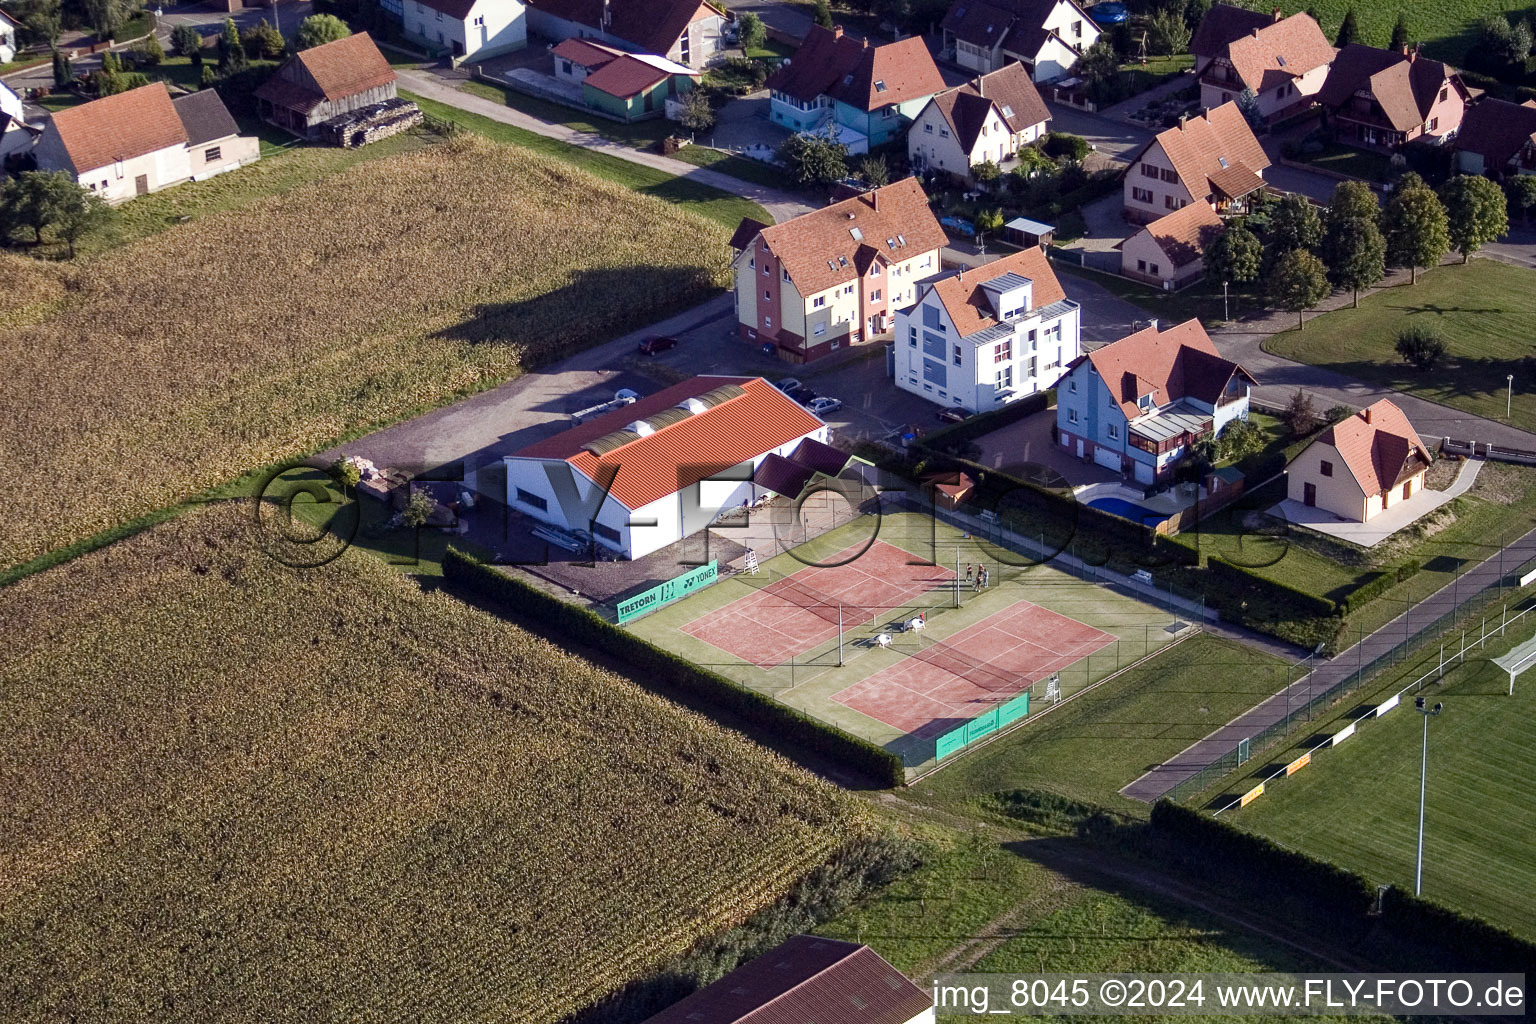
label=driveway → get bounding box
[707,91,790,159]
[1043,101,1152,166]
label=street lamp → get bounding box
[1508,374,1515,419]
[1414,696,1444,896]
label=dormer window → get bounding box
[1138,394,1153,412]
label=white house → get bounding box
[526,0,727,69]
[940,0,1099,82]
[1287,399,1430,522]
[0,10,18,64]
[1193,5,1334,122]
[1116,201,1222,290]
[1055,319,1257,484]
[401,0,526,60]
[503,376,828,560]
[1123,101,1269,224]
[640,935,936,1024]
[893,246,1080,413]
[907,62,1050,179]
[0,80,41,162]
[34,83,259,203]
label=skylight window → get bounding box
[843,73,854,85]
[897,233,906,245]
[828,259,838,270]
[875,80,887,92]
[850,226,863,241]
[1001,104,1014,117]
[1277,54,1287,66]
[886,237,897,248]
[838,255,849,267]
[1218,156,1229,168]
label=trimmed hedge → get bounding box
[1206,554,1338,618]
[441,548,907,788]
[1151,801,1536,973]
[1337,560,1420,615]
[924,389,1053,449]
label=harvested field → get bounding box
[0,505,863,1023]
[0,133,730,570]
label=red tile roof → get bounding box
[1126,201,1222,269]
[550,37,624,68]
[47,82,188,173]
[1083,318,1256,419]
[1219,12,1334,93]
[514,377,826,510]
[930,245,1067,336]
[756,177,946,297]
[582,54,672,99]
[1316,398,1430,496]
[926,61,1050,152]
[940,0,1089,57]
[1190,2,1274,59]
[1135,101,1269,202]
[527,0,723,58]
[1317,43,1462,133]
[640,935,932,1024]
[766,25,944,111]
[258,32,395,111]
[1455,97,1536,171]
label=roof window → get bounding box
[1217,156,1228,168]
[850,226,863,241]
[1001,104,1014,117]
[874,80,887,92]
[1277,54,1287,66]
[843,73,854,85]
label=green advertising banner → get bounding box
[617,561,718,624]
[935,692,1030,761]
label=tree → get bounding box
[1282,388,1320,437]
[135,29,163,66]
[1219,418,1264,460]
[1472,14,1529,73]
[1147,7,1190,57]
[401,489,436,528]
[171,22,202,59]
[1205,220,1262,292]
[678,88,714,135]
[1389,11,1409,51]
[812,0,834,29]
[1043,131,1089,163]
[1395,324,1447,371]
[201,63,217,88]
[52,182,110,258]
[1440,173,1509,262]
[18,0,62,48]
[857,154,890,187]
[297,13,351,50]
[972,158,1001,184]
[975,207,1004,246]
[1074,37,1120,89]
[1320,214,1385,307]
[241,19,286,61]
[1266,192,1322,257]
[1506,175,1536,225]
[217,16,247,73]
[1183,0,1210,34]
[330,457,362,491]
[1,170,76,244]
[777,131,848,187]
[736,11,765,52]
[1334,7,1358,47]
[1235,87,1261,130]
[50,47,72,88]
[1381,181,1449,283]
[1268,248,1330,329]
[78,0,141,40]
[1325,179,1379,225]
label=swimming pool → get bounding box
[1087,496,1173,526]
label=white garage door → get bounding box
[1093,447,1123,472]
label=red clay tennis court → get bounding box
[832,601,1116,736]
[680,540,953,668]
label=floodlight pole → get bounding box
[1508,375,1515,419]
[838,603,844,666]
[1415,698,1444,896]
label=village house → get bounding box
[1453,97,1536,178]
[0,10,18,64]
[0,80,41,163]
[893,246,1080,413]
[550,36,625,82]
[940,0,1099,81]
[255,33,400,139]
[1055,319,1257,484]
[730,177,948,363]
[34,82,258,203]
[1316,43,1469,150]
[1122,101,1269,224]
[907,62,1050,180]
[1193,5,1334,123]
[525,0,727,69]
[398,0,527,61]
[578,51,698,119]
[503,377,828,560]
[1116,201,1223,290]
[767,26,944,152]
[640,934,935,1024]
[1287,399,1430,522]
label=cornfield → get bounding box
[0,133,731,570]
[0,504,865,1023]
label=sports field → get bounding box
[1228,632,1536,939]
[630,511,1190,774]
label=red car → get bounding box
[637,335,679,355]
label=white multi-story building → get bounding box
[892,246,1079,413]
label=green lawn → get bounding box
[1301,142,1392,183]
[405,91,772,229]
[456,78,794,191]
[1267,261,1536,429]
[1226,624,1536,939]
[1270,0,1529,64]
[906,634,1291,816]
[1053,261,1265,327]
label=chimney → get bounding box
[832,24,843,38]
[1401,43,1411,57]
[1179,111,1189,128]
[1363,406,1372,424]
[871,188,879,211]
[602,0,610,29]
[978,74,985,97]
[1272,6,1281,22]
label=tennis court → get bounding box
[831,602,1117,736]
[680,540,954,668]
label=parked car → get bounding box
[773,377,803,394]
[937,408,970,424]
[637,335,679,355]
[793,388,818,406]
[808,396,842,416]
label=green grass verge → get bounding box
[1266,261,1536,430]
[1300,142,1392,183]
[906,634,1291,816]
[1053,260,1266,328]
[405,91,772,229]
[1225,621,1536,939]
